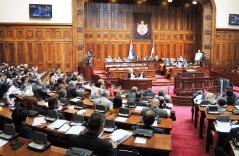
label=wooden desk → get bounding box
[119,78,152,90]
[120,133,171,156]
[203,108,239,152]
[109,69,156,80]
[0,137,66,156]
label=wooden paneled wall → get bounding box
[0,25,74,72]
[212,29,239,67]
[84,3,203,69]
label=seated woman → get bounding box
[204,92,216,105]
[12,107,33,139]
[76,76,84,89]
[25,96,45,115]
[47,97,65,119]
[106,81,114,97]
[127,68,136,78]
[110,95,122,113]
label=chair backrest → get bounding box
[119,107,130,115]
[48,110,57,118]
[95,105,107,113]
[127,101,136,108]
[72,114,84,123]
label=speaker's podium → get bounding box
[78,62,93,81]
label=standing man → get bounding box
[194,50,202,65]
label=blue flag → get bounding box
[128,39,135,60]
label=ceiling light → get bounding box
[168,0,173,2]
[192,1,197,4]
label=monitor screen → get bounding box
[29,4,52,18]
[229,14,239,25]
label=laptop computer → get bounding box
[28,131,51,151]
[103,119,116,133]
[74,101,85,109]
[207,106,219,114]
[44,110,58,122]
[69,114,85,126]
[118,107,131,117]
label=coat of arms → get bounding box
[137,20,148,35]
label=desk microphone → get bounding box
[105,112,113,118]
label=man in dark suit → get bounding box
[127,69,136,78]
[65,73,73,85]
[141,98,168,118]
[134,92,147,107]
[66,81,83,99]
[131,109,164,134]
[52,78,63,91]
[12,107,33,139]
[138,70,146,78]
[70,112,118,156]
[126,86,138,101]
[32,79,48,101]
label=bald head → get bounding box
[143,109,156,126]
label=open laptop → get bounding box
[69,114,85,126]
[28,131,51,151]
[44,110,58,122]
[74,101,85,109]
[103,119,116,133]
[118,107,131,117]
[207,106,219,114]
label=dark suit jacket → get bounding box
[32,84,48,101]
[66,86,83,99]
[14,123,33,139]
[127,73,136,78]
[70,132,117,156]
[141,107,169,118]
[65,77,72,85]
[126,92,136,101]
[131,125,164,134]
[138,72,146,78]
[134,99,147,107]
[53,83,62,91]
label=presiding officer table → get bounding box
[119,78,152,90]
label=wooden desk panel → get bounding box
[109,69,155,80]
[0,137,66,156]
[119,79,152,90]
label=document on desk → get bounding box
[0,138,8,147]
[71,98,80,102]
[115,117,128,122]
[215,121,231,133]
[47,119,66,129]
[77,109,87,114]
[43,102,48,107]
[110,129,132,144]
[32,117,47,126]
[134,136,147,144]
[152,120,158,126]
[58,124,71,132]
[66,126,85,135]
[135,106,146,112]
[122,99,127,104]
[235,106,239,110]
[68,105,75,109]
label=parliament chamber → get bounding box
[1,0,239,156]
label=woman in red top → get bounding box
[106,81,114,97]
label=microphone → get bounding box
[105,112,113,118]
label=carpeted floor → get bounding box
[169,106,209,156]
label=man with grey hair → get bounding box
[143,88,155,97]
[93,89,113,111]
[32,79,48,101]
[126,86,138,101]
[141,98,169,118]
[158,88,171,103]
[66,80,83,99]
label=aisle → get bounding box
[169,106,209,156]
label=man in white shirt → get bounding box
[194,50,202,65]
[93,89,113,111]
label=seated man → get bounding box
[158,88,171,103]
[127,68,136,78]
[65,73,73,85]
[138,70,146,78]
[141,98,169,118]
[66,81,84,99]
[52,78,63,91]
[32,79,48,101]
[114,56,123,62]
[131,109,164,134]
[153,55,159,61]
[164,58,171,65]
[134,92,147,107]
[91,81,103,97]
[143,88,155,98]
[93,89,113,111]
[12,107,33,139]
[145,55,151,61]
[70,112,118,156]
[105,56,113,62]
[126,86,138,101]
[134,56,141,61]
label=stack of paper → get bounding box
[215,121,231,133]
[66,126,85,135]
[134,136,147,144]
[0,138,8,147]
[47,119,66,129]
[58,124,71,132]
[110,129,132,144]
[135,106,146,112]
[77,109,87,114]
[115,117,128,122]
[32,117,47,126]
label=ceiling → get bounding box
[85,0,199,6]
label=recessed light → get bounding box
[168,0,173,2]
[192,1,197,4]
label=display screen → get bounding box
[29,4,52,18]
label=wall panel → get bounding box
[0,25,73,72]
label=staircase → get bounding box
[152,74,173,86]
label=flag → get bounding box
[150,39,154,58]
[128,39,135,60]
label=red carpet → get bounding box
[170,106,209,156]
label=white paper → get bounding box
[71,98,80,102]
[166,103,173,108]
[122,99,127,104]
[163,108,171,115]
[110,129,132,144]
[115,117,128,122]
[47,119,66,129]
[43,102,48,107]
[32,117,47,126]
[215,121,231,133]
[77,109,87,114]
[0,138,8,148]
[66,126,85,135]
[152,120,158,126]
[235,106,239,110]
[135,106,146,112]
[134,136,147,144]
[68,106,75,109]
[58,124,71,132]
[57,106,62,111]
[121,95,126,98]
